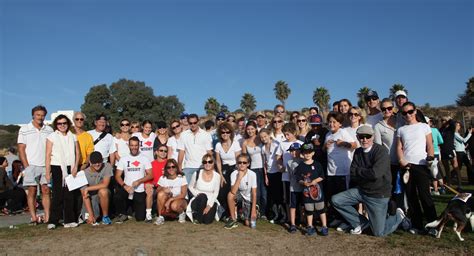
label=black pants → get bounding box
[50,166,80,225]
[217,164,234,218]
[325,175,348,221]
[0,187,26,211]
[456,151,474,184]
[406,164,437,229]
[390,164,405,210]
[115,186,146,221]
[191,193,217,224]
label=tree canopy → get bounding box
[457,77,474,107]
[274,80,291,106]
[204,97,221,117]
[389,84,408,100]
[313,87,331,114]
[240,93,257,116]
[81,79,184,130]
[357,86,372,109]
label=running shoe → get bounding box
[155,216,165,225]
[288,225,298,234]
[320,226,329,236]
[102,216,112,225]
[145,213,153,223]
[224,219,238,229]
[178,212,186,223]
[47,224,56,230]
[115,214,128,224]
[306,226,316,236]
[64,222,78,228]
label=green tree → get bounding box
[240,93,257,116]
[389,84,408,100]
[456,77,474,106]
[220,104,229,114]
[357,86,372,109]
[274,80,291,106]
[81,79,185,130]
[312,87,331,114]
[204,97,221,116]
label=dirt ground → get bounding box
[0,219,473,256]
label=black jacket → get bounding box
[350,143,392,198]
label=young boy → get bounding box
[296,143,328,236]
[287,143,303,233]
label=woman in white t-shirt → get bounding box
[155,159,188,225]
[345,107,365,148]
[132,120,156,163]
[242,121,266,218]
[270,116,286,143]
[187,154,221,224]
[396,102,436,232]
[215,122,241,219]
[45,115,81,229]
[166,120,183,160]
[114,118,131,163]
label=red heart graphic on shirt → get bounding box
[132,161,140,167]
[144,141,152,147]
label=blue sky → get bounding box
[1,0,473,124]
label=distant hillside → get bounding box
[0,125,20,149]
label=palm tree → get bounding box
[312,87,331,115]
[357,86,372,108]
[389,84,408,100]
[220,104,230,114]
[204,97,221,116]
[274,80,291,106]
[240,93,257,116]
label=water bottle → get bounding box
[250,218,257,229]
[128,191,134,200]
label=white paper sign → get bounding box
[65,171,89,191]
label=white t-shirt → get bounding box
[272,132,286,143]
[277,140,303,181]
[17,122,53,166]
[344,126,361,149]
[117,154,152,193]
[325,128,355,176]
[132,132,156,163]
[366,112,383,128]
[157,175,187,197]
[46,131,77,166]
[88,130,116,162]
[397,122,432,165]
[177,128,213,168]
[188,170,221,207]
[230,170,257,202]
[215,140,241,165]
[246,144,263,169]
[114,137,130,159]
[262,140,282,174]
[166,136,180,160]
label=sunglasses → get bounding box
[402,109,416,116]
[349,113,360,117]
[237,161,248,165]
[297,119,307,123]
[381,106,394,112]
[221,131,231,134]
[158,149,168,153]
[202,160,214,164]
[57,122,68,126]
[273,120,283,124]
[165,165,177,170]
[189,121,198,125]
[366,96,379,101]
[227,119,235,123]
[131,126,139,129]
[171,125,181,129]
[357,134,372,140]
[217,118,225,121]
[75,118,84,121]
[275,110,284,113]
[120,123,130,127]
[157,126,167,129]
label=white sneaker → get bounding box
[336,222,351,232]
[47,224,56,230]
[145,213,153,223]
[178,212,186,223]
[396,208,411,231]
[350,221,369,235]
[64,222,79,228]
[154,216,165,225]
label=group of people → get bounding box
[1,88,472,237]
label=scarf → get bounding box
[53,130,76,186]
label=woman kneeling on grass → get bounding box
[155,159,188,225]
[187,153,221,224]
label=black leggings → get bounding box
[115,187,146,221]
[191,193,217,224]
[217,164,234,218]
[456,151,474,184]
[50,166,80,225]
[406,164,437,229]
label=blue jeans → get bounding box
[183,168,200,185]
[332,188,402,237]
[252,168,267,216]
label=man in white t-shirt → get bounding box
[396,101,437,234]
[17,105,54,225]
[224,154,257,229]
[365,90,383,128]
[87,114,116,165]
[177,114,213,184]
[114,137,153,223]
